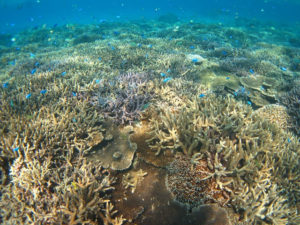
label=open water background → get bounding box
[1,0,300,33]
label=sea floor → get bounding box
[0,17,299,224]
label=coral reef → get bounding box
[254,104,293,130]
[87,125,137,171]
[279,87,300,135]
[146,94,300,224]
[166,154,230,207]
[122,169,148,193]
[91,72,152,125]
[1,18,300,225]
[0,99,125,224]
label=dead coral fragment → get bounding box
[122,169,148,193]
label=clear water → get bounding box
[1,0,300,33]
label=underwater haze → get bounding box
[1,0,300,225]
[1,0,300,32]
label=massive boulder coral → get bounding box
[146,94,300,224]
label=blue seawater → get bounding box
[0,0,300,32]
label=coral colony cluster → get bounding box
[90,72,152,125]
[0,18,300,225]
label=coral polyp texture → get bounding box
[166,155,230,207]
[146,94,300,224]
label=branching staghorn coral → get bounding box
[0,99,125,224]
[146,94,251,156]
[2,153,123,224]
[91,72,152,125]
[146,94,300,224]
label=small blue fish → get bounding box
[199,93,205,98]
[226,77,230,80]
[98,57,102,61]
[8,60,15,65]
[287,138,291,143]
[30,53,36,58]
[163,77,172,83]
[2,82,9,88]
[26,93,32,99]
[148,44,152,48]
[221,50,227,56]
[61,71,66,76]
[167,68,171,73]
[40,89,47,94]
[247,101,252,106]
[190,45,195,49]
[249,69,254,74]
[280,67,287,71]
[12,147,19,152]
[72,91,77,97]
[95,79,100,83]
[192,58,198,63]
[31,68,36,75]
[160,72,166,77]
[240,86,246,94]
[111,46,115,50]
[34,62,40,67]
